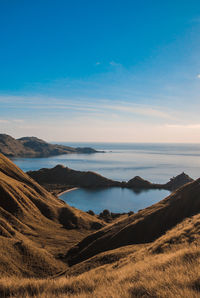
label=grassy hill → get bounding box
[0,153,200,297]
[0,153,104,277]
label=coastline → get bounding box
[58,187,79,196]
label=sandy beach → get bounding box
[58,187,79,196]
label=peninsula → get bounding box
[27,164,193,194]
[0,134,101,157]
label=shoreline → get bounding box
[58,187,79,196]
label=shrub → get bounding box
[87,210,95,216]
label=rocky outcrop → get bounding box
[163,172,193,191]
[0,134,100,158]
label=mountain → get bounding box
[0,153,104,277]
[66,177,200,265]
[0,134,99,157]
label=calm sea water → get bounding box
[59,188,170,214]
[12,142,200,183]
[11,143,200,213]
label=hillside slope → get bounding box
[2,210,200,297]
[0,134,99,157]
[66,178,200,265]
[0,153,104,277]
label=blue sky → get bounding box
[1,0,200,142]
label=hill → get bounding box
[0,134,99,157]
[28,164,118,193]
[0,153,104,277]
[28,165,193,194]
[163,171,193,190]
[126,175,160,188]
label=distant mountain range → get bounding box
[0,134,100,157]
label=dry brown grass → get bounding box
[0,153,104,277]
[1,211,200,297]
[0,242,200,297]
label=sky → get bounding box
[1,0,200,142]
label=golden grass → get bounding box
[1,153,200,297]
[0,153,105,278]
[0,240,200,297]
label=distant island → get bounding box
[0,134,102,157]
[27,165,193,194]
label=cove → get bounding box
[59,187,170,214]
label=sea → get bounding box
[12,143,200,213]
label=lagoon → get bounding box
[59,187,170,214]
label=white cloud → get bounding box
[0,95,173,120]
[96,62,101,65]
[109,61,121,66]
[0,119,10,123]
[197,74,200,79]
[0,119,24,124]
[106,104,173,120]
[165,124,200,129]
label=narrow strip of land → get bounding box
[58,187,79,196]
